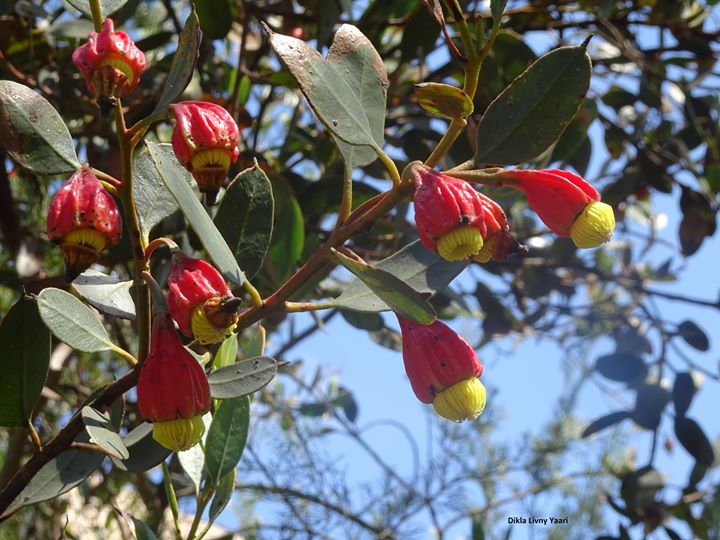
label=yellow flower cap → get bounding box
[191,304,237,345]
[472,234,500,263]
[436,225,484,261]
[432,377,486,422]
[569,201,615,248]
[152,416,205,452]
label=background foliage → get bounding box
[0,0,719,539]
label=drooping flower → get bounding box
[497,169,615,248]
[167,254,241,345]
[398,317,486,422]
[47,166,122,281]
[71,19,147,100]
[412,166,488,261]
[137,313,211,451]
[170,101,241,204]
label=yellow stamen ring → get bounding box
[191,305,237,345]
[63,228,108,252]
[152,416,205,452]
[569,201,616,249]
[436,225,484,261]
[190,149,232,171]
[432,378,486,422]
[97,56,136,85]
[473,234,499,263]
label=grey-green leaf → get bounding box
[208,356,278,399]
[65,0,128,17]
[153,10,201,113]
[112,423,171,472]
[146,142,245,286]
[332,249,436,324]
[214,165,274,279]
[72,270,136,320]
[37,288,116,353]
[329,240,465,314]
[267,24,387,156]
[0,81,80,174]
[204,396,250,486]
[82,406,129,460]
[208,469,236,523]
[474,43,592,165]
[0,296,51,427]
[133,149,180,244]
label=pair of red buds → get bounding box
[73,19,241,203]
[412,165,616,261]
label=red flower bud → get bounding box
[47,166,122,281]
[498,169,615,248]
[170,101,241,204]
[71,19,147,99]
[137,313,211,451]
[167,254,240,344]
[412,166,488,261]
[398,317,486,422]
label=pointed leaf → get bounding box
[328,241,462,315]
[146,142,245,286]
[112,423,171,472]
[267,179,304,282]
[208,469,236,523]
[415,83,473,119]
[204,395,250,486]
[214,334,238,370]
[581,411,631,438]
[491,0,509,20]
[72,270,136,320]
[65,0,128,17]
[267,24,387,158]
[37,288,116,353]
[0,81,80,174]
[332,249,436,324]
[133,148,179,244]
[675,417,715,467]
[214,165,274,279]
[81,406,129,460]
[672,372,697,417]
[595,352,648,383]
[208,356,278,399]
[0,296,51,427]
[154,10,201,113]
[474,43,592,165]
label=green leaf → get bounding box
[0,81,80,174]
[267,24,387,158]
[208,356,278,399]
[328,240,465,314]
[581,411,631,438]
[208,468,236,523]
[0,296,51,427]
[595,352,648,383]
[677,320,710,351]
[415,83,474,119]
[65,0,128,17]
[153,10,201,113]
[632,384,671,430]
[473,42,592,165]
[112,423,171,472]
[133,148,180,244]
[673,372,697,417]
[177,413,212,496]
[675,417,715,467]
[332,249,436,324]
[267,179,304,283]
[491,0,509,20]
[340,310,384,331]
[37,288,117,353]
[620,465,664,518]
[214,165,274,279]
[194,0,232,40]
[472,515,486,540]
[72,270,136,321]
[131,517,159,540]
[239,325,266,359]
[214,334,238,370]
[204,395,250,486]
[6,444,104,513]
[146,142,246,287]
[81,406,129,460]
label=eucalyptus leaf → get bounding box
[332,249,436,324]
[208,356,278,399]
[0,81,80,174]
[81,406,129,460]
[133,149,180,244]
[204,395,250,486]
[214,165,274,279]
[37,288,116,353]
[146,142,245,287]
[0,296,51,427]
[72,270,136,321]
[474,42,592,165]
[153,10,201,113]
[329,240,465,314]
